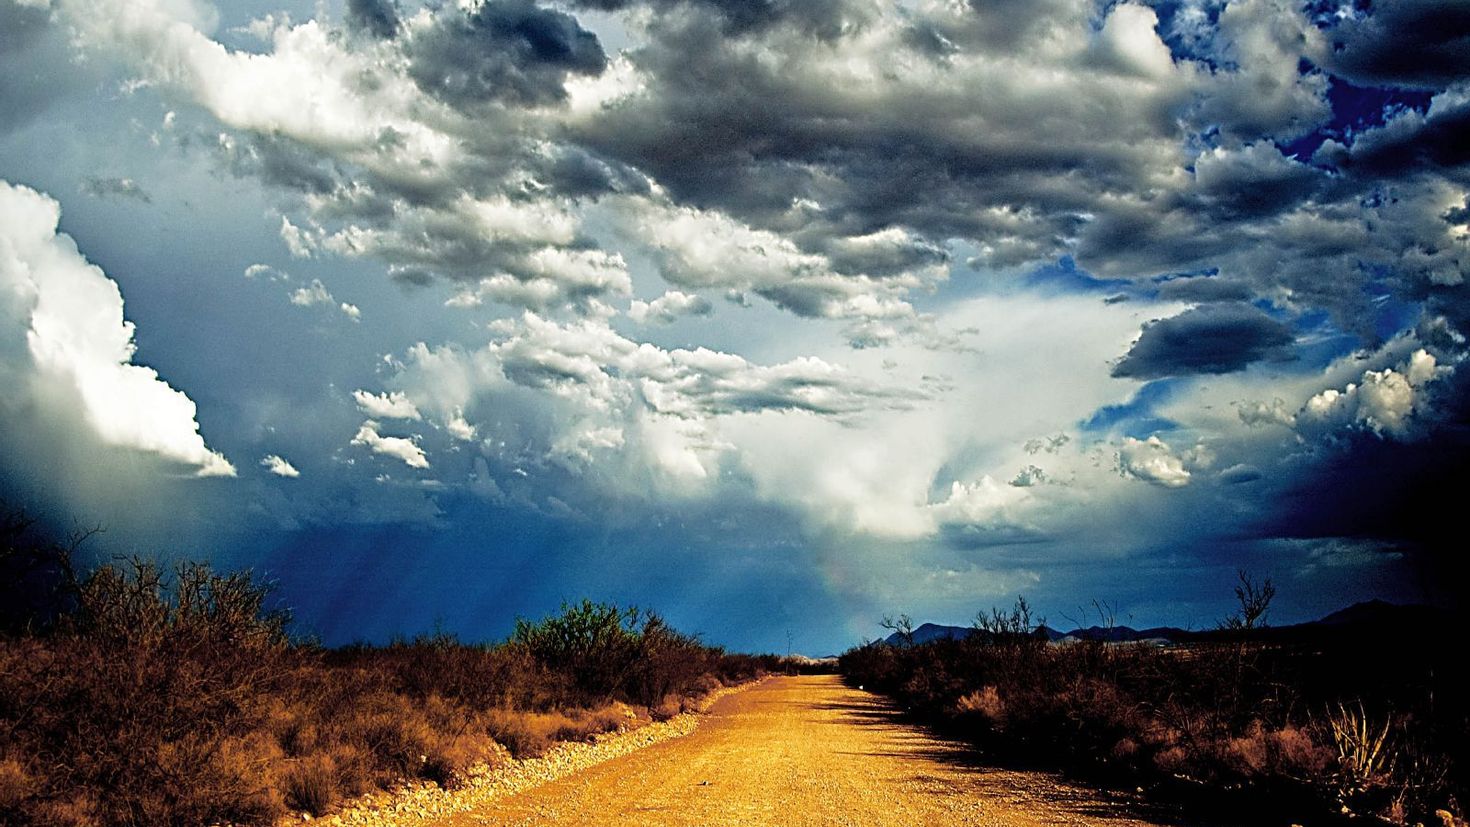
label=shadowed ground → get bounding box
[433,675,1195,826]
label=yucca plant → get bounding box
[1328,702,1394,800]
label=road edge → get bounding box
[289,678,764,827]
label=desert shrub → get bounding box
[1,505,772,827]
[628,615,716,706]
[0,758,34,820]
[512,600,647,704]
[840,594,1466,826]
[281,753,337,816]
[509,601,752,709]
[0,561,293,825]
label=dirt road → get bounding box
[433,675,1184,826]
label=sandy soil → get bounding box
[430,675,1186,827]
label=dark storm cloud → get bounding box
[1256,414,1470,611]
[1112,303,1295,379]
[901,19,959,59]
[1343,93,1470,176]
[539,145,651,199]
[1155,275,1252,303]
[17,0,1470,657]
[568,0,859,38]
[1445,200,1470,226]
[346,0,401,40]
[817,232,949,279]
[567,5,1174,261]
[1188,143,1327,220]
[1321,1,1470,89]
[407,0,607,108]
[221,134,341,195]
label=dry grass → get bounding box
[841,598,1465,826]
[0,517,787,827]
[482,704,637,758]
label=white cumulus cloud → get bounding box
[288,278,359,320]
[628,290,714,325]
[352,389,422,420]
[1118,436,1191,488]
[0,179,234,477]
[260,454,300,477]
[351,420,429,469]
[1298,349,1446,438]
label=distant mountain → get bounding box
[882,623,975,646]
[883,622,1192,646]
[876,601,1454,648]
[1041,624,1195,644]
[1309,599,1447,628]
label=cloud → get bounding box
[350,420,429,469]
[243,263,289,281]
[444,409,476,441]
[1298,349,1446,439]
[289,279,333,307]
[288,279,360,320]
[1113,303,1295,379]
[1118,436,1191,488]
[574,0,1199,262]
[47,0,1462,348]
[1342,88,1470,177]
[927,475,1033,543]
[79,176,152,203]
[1010,465,1048,487]
[260,454,301,477]
[1319,1,1470,89]
[0,0,93,135]
[48,0,1458,352]
[627,290,713,325]
[354,289,1163,547]
[1237,398,1296,429]
[352,389,422,420]
[406,1,607,109]
[1155,275,1252,303]
[345,0,400,40]
[354,309,938,514]
[1188,142,1323,219]
[0,179,234,477]
[1190,0,1330,140]
[615,198,934,343]
[18,0,1470,634]
[487,313,916,419]
[1217,463,1262,485]
[442,248,632,312]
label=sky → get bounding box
[1,0,1466,654]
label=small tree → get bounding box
[513,600,645,702]
[975,596,1042,640]
[880,613,915,647]
[1223,570,1275,631]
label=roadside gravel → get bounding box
[276,682,756,827]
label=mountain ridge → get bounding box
[879,600,1451,647]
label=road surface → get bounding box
[432,675,1185,826]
